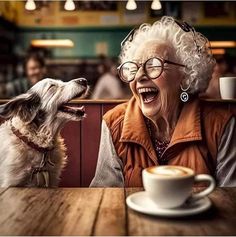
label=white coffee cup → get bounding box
[142,165,216,209]
[219,77,236,99]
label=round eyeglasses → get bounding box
[117,57,185,83]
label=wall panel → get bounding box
[60,121,81,187]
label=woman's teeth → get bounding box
[137,87,159,104]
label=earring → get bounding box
[180,82,191,102]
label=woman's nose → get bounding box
[135,67,148,82]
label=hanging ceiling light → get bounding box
[64,0,76,11]
[25,0,36,11]
[151,0,162,10]
[126,0,137,10]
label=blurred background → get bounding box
[0,0,236,99]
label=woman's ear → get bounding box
[0,93,41,122]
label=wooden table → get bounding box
[0,188,236,236]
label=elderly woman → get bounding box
[90,16,236,187]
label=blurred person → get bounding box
[6,53,46,97]
[90,16,236,188]
[92,60,124,99]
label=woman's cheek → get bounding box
[129,82,137,97]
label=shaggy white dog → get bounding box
[0,78,88,187]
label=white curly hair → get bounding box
[119,16,216,94]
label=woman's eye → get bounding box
[147,66,161,71]
[147,66,161,69]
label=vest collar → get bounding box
[120,97,156,160]
[170,98,202,145]
[120,97,202,163]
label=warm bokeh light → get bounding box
[25,0,36,11]
[64,0,76,11]
[126,0,137,10]
[151,0,162,10]
[31,39,74,48]
[211,48,226,55]
[210,41,236,48]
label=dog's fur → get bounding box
[0,78,88,187]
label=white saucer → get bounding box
[126,191,212,217]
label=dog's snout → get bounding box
[74,78,87,87]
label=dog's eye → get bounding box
[48,85,56,90]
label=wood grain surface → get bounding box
[0,187,236,236]
[92,188,126,236]
[126,188,236,236]
[0,188,103,235]
[1,98,236,105]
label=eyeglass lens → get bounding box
[120,57,163,82]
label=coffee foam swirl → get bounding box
[148,166,190,177]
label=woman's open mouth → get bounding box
[138,87,159,104]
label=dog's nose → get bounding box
[74,78,87,87]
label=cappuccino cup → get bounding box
[142,166,216,209]
[219,77,236,99]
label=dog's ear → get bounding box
[0,93,41,122]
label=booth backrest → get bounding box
[60,100,236,187]
[60,101,126,187]
[0,99,235,187]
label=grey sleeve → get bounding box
[90,120,124,187]
[216,117,236,187]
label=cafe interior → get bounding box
[0,1,236,235]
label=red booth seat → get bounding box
[0,99,235,187]
[60,100,126,187]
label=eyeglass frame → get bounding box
[120,28,136,47]
[117,57,185,83]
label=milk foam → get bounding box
[149,166,189,176]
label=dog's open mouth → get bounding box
[58,89,86,117]
[59,104,85,117]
